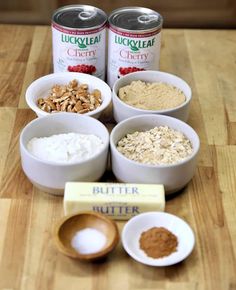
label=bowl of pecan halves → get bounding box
[25,72,111,119]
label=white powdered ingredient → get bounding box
[71,228,107,254]
[27,132,104,163]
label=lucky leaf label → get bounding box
[130,46,139,52]
[78,43,87,49]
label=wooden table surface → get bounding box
[0,24,236,290]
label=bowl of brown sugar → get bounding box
[112,70,191,123]
[122,212,195,266]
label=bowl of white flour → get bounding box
[20,112,109,195]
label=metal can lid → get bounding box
[52,5,107,29]
[108,7,163,32]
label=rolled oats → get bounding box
[116,126,193,165]
[37,79,102,114]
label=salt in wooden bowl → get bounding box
[54,211,119,261]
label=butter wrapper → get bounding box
[64,182,165,220]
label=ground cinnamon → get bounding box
[139,227,178,259]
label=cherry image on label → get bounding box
[119,67,145,76]
[68,64,96,74]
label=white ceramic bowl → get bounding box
[110,114,200,194]
[20,113,109,195]
[122,212,195,266]
[26,72,111,119]
[112,70,192,123]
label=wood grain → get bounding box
[1,0,236,28]
[0,24,236,290]
[19,26,52,109]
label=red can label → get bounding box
[107,26,162,87]
[52,23,106,80]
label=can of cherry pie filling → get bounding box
[52,5,107,80]
[107,7,163,87]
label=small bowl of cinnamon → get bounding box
[121,212,195,266]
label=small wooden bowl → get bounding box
[54,211,119,261]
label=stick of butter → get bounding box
[64,182,165,220]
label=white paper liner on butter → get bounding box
[64,182,165,220]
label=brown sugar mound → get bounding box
[119,80,186,110]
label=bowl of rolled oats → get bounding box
[112,70,192,123]
[110,114,200,194]
[26,72,111,119]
